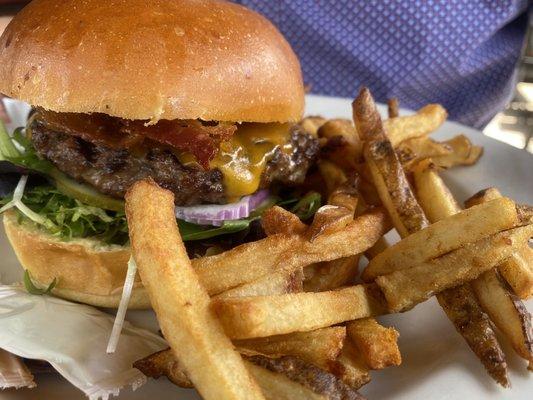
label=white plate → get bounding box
[0,94,532,399]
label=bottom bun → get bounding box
[3,211,151,309]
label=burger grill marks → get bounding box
[29,110,320,206]
[33,109,237,169]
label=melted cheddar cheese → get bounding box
[210,123,292,200]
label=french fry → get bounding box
[363,140,429,236]
[261,206,307,236]
[318,160,348,195]
[517,204,533,225]
[498,246,533,299]
[412,159,460,219]
[355,91,515,387]
[136,349,366,399]
[432,134,483,168]
[387,98,399,118]
[353,88,429,237]
[235,327,346,369]
[134,348,193,388]
[437,284,509,386]
[213,284,388,339]
[383,103,447,146]
[327,175,360,212]
[412,159,510,386]
[194,208,389,295]
[317,118,363,168]
[303,177,362,291]
[306,205,354,242]
[346,318,401,370]
[303,255,360,292]
[465,188,533,299]
[396,137,452,169]
[329,340,371,389]
[464,188,533,368]
[299,116,327,136]
[364,237,389,260]
[245,355,366,399]
[125,179,264,400]
[215,269,303,299]
[471,271,533,370]
[362,197,518,281]
[375,225,533,313]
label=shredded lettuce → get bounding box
[1,184,129,245]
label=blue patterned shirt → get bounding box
[236,1,530,128]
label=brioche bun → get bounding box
[0,0,304,123]
[3,211,149,309]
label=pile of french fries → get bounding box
[126,88,532,399]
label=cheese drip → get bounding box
[210,123,292,200]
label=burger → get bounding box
[0,0,320,308]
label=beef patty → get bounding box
[30,117,319,206]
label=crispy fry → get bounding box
[306,205,354,242]
[438,284,509,386]
[318,119,363,168]
[517,204,533,225]
[125,179,264,400]
[383,104,447,146]
[464,188,533,368]
[304,255,360,292]
[432,135,483,168]
[387,98,399,118]
[376,225,533,312]
[327,175,360,212]
[236,327,346,369]
[194,209,389,295]
[465,188,533,299]
[412,159,510,385]
[136,349,366,399]
[330,340,371,389]
[396,137,452,169]
[299,116,327,137]
[317,119,358,142]
[346,318,401,370]
[499,246,533,299]
[362,197,518,281]
[463,187,501,206]
[245,355,366,400]
[412,159,460,219]
[261,206,307,236]
[213,284,388,339]
[354,88,429,237]
[215,269,303,299]
[353,88,388,142]
[134,348,193,388]
[364,237,389,260]
[363,139,429,236]
[318,160,348,195]
[471,270,533,370]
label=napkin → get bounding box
[0,286,166,399]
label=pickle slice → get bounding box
[50,169,125,211]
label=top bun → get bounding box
[0,0,304,123]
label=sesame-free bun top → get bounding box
[0,0,304,123]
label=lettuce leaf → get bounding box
[1,184,129,245]
[23,270,57,295]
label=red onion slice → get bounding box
[175,190,270,226]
